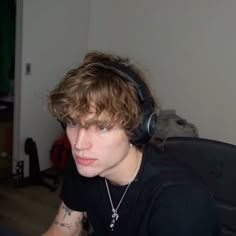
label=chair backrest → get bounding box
[162,137,236,236]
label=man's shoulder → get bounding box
[141,142,205,188]
[141,142,213,209]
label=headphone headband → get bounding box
[85,62,154,103]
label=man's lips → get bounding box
[75,156,97,166]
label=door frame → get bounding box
[12,0,23,172]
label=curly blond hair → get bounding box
[48,51,157,139]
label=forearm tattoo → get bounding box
[53,203,83,231]
[62,204,72,219]
[54,221,72,230]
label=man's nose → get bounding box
[74,128,91,150]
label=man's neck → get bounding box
[102,148,143,186]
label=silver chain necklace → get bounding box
[105,155,142,231]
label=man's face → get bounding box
[66,112,131,179]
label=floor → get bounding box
[0,178,60,236]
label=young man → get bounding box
[43,52,220,236]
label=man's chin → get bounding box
[75,165,99,178]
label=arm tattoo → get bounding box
[54,220,72,230]
[62,204,72,219]
[53,203,83,231]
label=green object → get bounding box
[0,1,15,94]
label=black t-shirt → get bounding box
[61,143,220,236]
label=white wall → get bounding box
[14,0,90,173]
[88,0,236,145]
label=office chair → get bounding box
[161,137,236,236]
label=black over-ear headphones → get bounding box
[86,61,158,145]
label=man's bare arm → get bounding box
[42,202,84,236]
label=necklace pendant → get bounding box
[112,209,119,220]
[110,209,119,231]
[110,221,115,231]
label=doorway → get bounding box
[0,0,17,179]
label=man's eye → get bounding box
[67,122,79,128]
[97,125,108,132]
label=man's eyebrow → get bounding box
[67,113,114,127]
[97,121,113,127]
[89,120,110,126]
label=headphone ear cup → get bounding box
[130,125,144,145]
[131,104,158,145]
